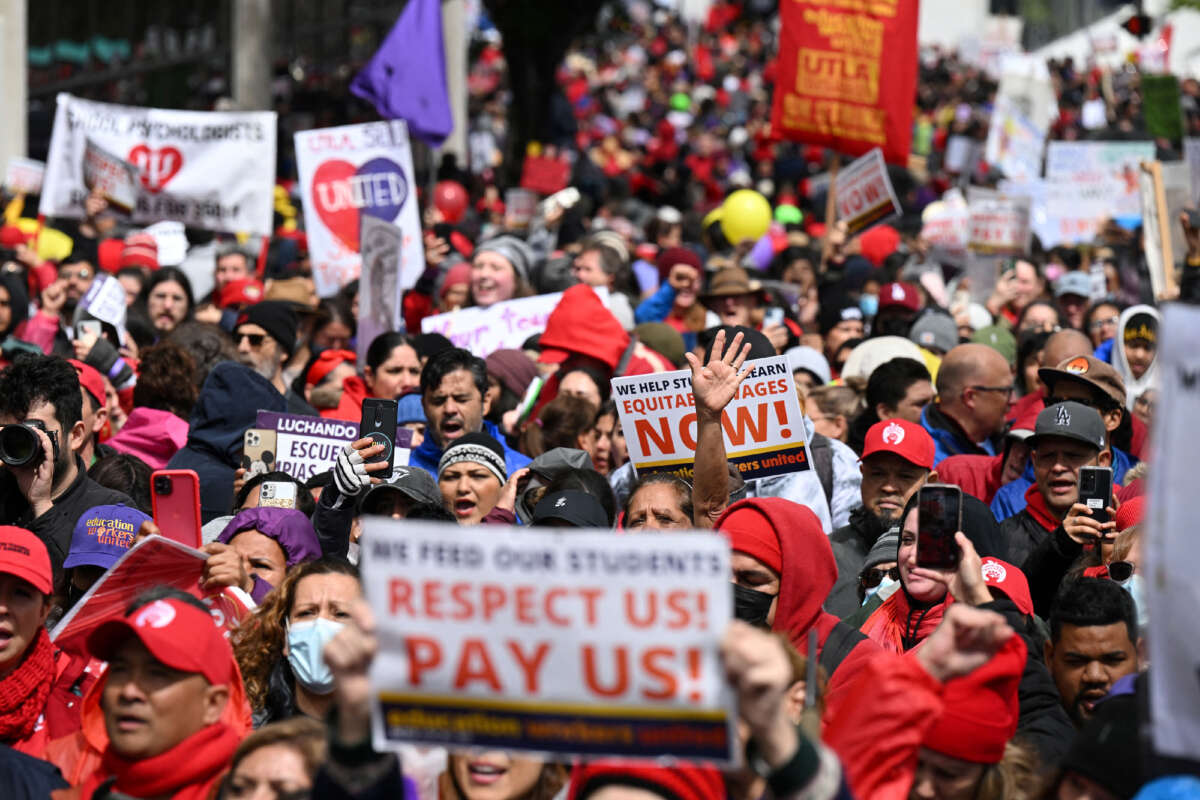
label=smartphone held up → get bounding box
[916,484,963,570]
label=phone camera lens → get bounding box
[154,475,173,495]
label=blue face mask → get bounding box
[863,574,899,606]
[287,618,345,695]
[860,294,879,318]
[1119,574,1149,628]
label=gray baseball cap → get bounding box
[1027,401,1106,451]
[359,465,442,513]
[1054,271,1092,300]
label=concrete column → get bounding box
[232,0,272,111]
[440,0,468,164]
[0,0,27,168]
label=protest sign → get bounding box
[40,93,275,235]
[1138,162,1192,299]
[943,135,972,175]
[984,95,1045,181]
[1142,75,1183,142]
[920,188,969,267]
[5,157,45,194]
[256,411,413,482]
[295,120,425,298]
[611,356,812,482]
[51,535,255,656]
[1145,302,1200,761]
[834,148,900,235]
[967,187,1031,257]
[771,0,918,164]
[520,153,570,195]
[421,291,564,357]
[504,188,538,230]
[82,139,139,213]
[363,521,735,761]
[77,274,128,342]
[998,178,1113,248]
[1185,138,1200,205]
[357,214,407,366]
[1044,141,1156,226]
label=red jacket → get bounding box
[934,453,1004,504]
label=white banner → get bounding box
[1146,303,1200,761]
[421,291,563,357]
[294,121,425,298]
[1044,141,1156,225]
[39,93,276,235]
[362,520,736,762]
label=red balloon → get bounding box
[433,181,469,224]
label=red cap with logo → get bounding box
[217,278,265,310]
[0,526,52,595]
[878,282,921,313]
[861,419,935,470]
[87,596,234,685]
[68,358,106,406]
[980,557,1034,617]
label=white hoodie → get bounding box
[1112,304,1160,410]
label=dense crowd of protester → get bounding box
[0,1,1198,798]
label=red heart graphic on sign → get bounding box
[127,145,184,194]
[312,159,360,251]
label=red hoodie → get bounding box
[715,498,880,704]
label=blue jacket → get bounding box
[1095,338,1114,364]
[167,362,288,523]
[990,446,1136,522]
[409,419,531,479]
[921,404,999,466]
[634,281,676,324]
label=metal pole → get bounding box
[440,0,468,166]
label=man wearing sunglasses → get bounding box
[234,301,317,416]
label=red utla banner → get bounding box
[770,0,918,165]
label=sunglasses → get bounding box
[1107,560,1135,583]
[236,332,266,347]
[860,566,900,589]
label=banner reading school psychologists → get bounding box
[612,356,811,482]
[40,94,275,235]
[295,121,425,297]
[771,0,918,164]
[363,521,736,762]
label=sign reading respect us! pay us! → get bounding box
[611,355,813,481]
[363,522,736,762]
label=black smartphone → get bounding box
[359,398,398,473]
[916,484,962,570]
[1078,466,1114,526]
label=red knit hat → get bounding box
[655,246,703,281]
[97,238,125,274]
[305,349,356,387]
[1115,495,1144,532]
[923,635,1026,764]
[120,233,159,270]
[568,761,726,800]
[721,503,782,573]
[857,224,901,267]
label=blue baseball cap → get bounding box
[64,504,150,571]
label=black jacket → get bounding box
[1022,523,1085,619]
[827,506,887,618]
[0,456,133,597]
[1000,510,1055,575]
[0,743,68,800]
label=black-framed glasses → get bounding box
[236,332,266,348]
[970,384,1016,396]
[860,566,900,589]
[1108,560,1135,583]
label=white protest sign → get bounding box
[40,93,276,235]
[82,139,139,212]
[1145,302,1200,761]
[256,411,411,482]
[920,188,969,267]
[141,221,188,266]
[357,214,407,365]
[611,355,812,482]
[5,157,45,194]
[984,95,1045,181]
[421,292,562,357]
[944,135,972,175]
[294,121,425,298]
[998,178,1112,248]
[967,187,1031,256]
[1044,141,1156,225]
[834,148,900,235]
[362,521,736,762]
[76,274,128,341]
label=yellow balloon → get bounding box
[719,189,771,244]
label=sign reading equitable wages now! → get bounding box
[363,522,736,762]
[611,355,812,481]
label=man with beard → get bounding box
[0,354,132,599]
[234,300,317,415]
[1045,577,1140,727]
[826,419,935,617]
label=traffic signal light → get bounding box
[1122,13,1152,38]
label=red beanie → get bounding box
[306,349,356,387]
[97,238,125,274]
[923,635,1026,763]
[1114,495,1144,532]
[721,504,782,574]
[655,246,703,282]
[857,224,900,267]
[569,761,725,800]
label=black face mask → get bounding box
[732,583,775,628]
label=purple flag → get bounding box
[350,0,453,147]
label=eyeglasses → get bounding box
[60,266,91,281]
[236,332,266,348]
[1107,560,1135,583]
[860,566,900,589]
[1089,316,1119,331]
[970,384,1016,396]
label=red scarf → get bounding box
[0,627,54,744]
[91,723,239,800]
[861,590,950,654]
[1023,484,1062,532]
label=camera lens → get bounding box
[153,475,173,495]
[0,424,41,468]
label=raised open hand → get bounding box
[684,328,752,418]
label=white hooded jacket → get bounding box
[1112,304,1160,410]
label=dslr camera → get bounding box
[0,420,58,469]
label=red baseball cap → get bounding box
[980,557,1034,617]
[878,282,921,313]
[0,526,52,595]
[87,596,233,685]
[217,277,265,310]
[861,419,935,470]
[68,358,106,407]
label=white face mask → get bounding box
[863,574,900,606]
[1118,574,1149,628]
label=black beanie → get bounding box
[438,431,507,483]
[236,300,299,358]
